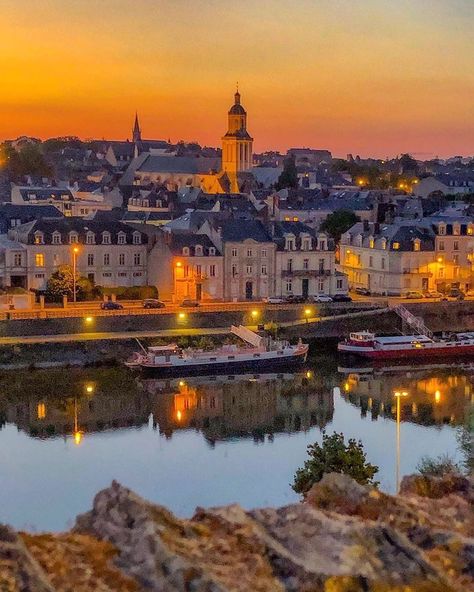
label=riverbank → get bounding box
[2,473,471,591]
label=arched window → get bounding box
[182,247,190,256]
[102,231,111,245]
[69,232,79,244]
[51,232,61,245]
[117,232,126,245]
[132,232,141,245]
[86,231,95,245]
[195,245,203,256]
[209,247,216,256]
[34,231,44,245]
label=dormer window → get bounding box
[438,223,446,236]
[453,224,460,236]
[209,247,216,256]
[69,232,79,244]
[318,239,326,250]
[369,236,375,249]
[117,232,126,245]
[102,231,111,245]
[393,242,400,250]
[182,247,190,256]
[132,232,141,245]
[51,232,61,245]
[86,231,95,245]
[381,238,387,250]
[34,231,44,245]
[413,238,421,252]
[302,237,311,251]
[285,236,295,251]
[195,245,203,256]
[467,224,474,236]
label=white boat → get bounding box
[126,325,308,375]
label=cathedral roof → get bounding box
[229,103,246,115]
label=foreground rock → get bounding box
[2,474,472,591]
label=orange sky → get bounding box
[0,0,473,158]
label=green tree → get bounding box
[320,210,359,241]
[45,265,93,302]
[292,431,379,496]
[0,142,52,180]
[276,155,298,190]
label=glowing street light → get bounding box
[72,246,80,303]
[84,316,93,324]
[434,389,441,404]
[85,384,94,394]
[178,312,186,320]
[394,390,408,492]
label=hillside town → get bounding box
[1,89,473,304]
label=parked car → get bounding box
[143,299,165,309]
[263,296,285,304]
[180,299,199,307]
[423,290,442,299]
[332,294,353,303]
[448,288,465,299]
[354,287,371,296]
[100,301,124,310]
[404,291,424,299]
[285,294,306,303]
[312,295,333,303]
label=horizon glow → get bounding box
[0,0,473,158]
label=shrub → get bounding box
[98,285,158,300]
[416,454,462,477]
[292,431,379,496]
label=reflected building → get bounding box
[144,372,334,442]
[339,363,473,426]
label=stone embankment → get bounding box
[1,472,472,591]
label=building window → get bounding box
[453,224,460,236]
[69,232,78,244]
[118,272,127,277]
[134,253,141,265]
[393,242,400,250]
[35,253,45,267]
[286,239,294,251]
[286,279,292,293]
[53,254,60,266]
[37,403,46,420]
[453,254,459,265]
[261,265,267,275]
[13,253,22,266]
[438,224,446,235]
[357,254,361,265]
[209,247,216,256]
[133,233,141,245]
[369,238,375,249]
[231,248,238,257]
[195,264,202,276]
[102,272,112,277]
[318,258,325,273]
[454,241,459,251]
[119,253,125,266]
[86,232,95,245]
[118,233,126,245]
[303,258,309,270]
[232,264,237,278]
[104,253,110,266]
[381,238,387,250]
[413,240,420,252]
[438,241,445,251]
[34,232,44,245]
[34,273,45,279]
[336,279,343,289]
[369,256,373,267]
[261,249,267,258]
[318,279,324,292]
[209,264,216,277]
[182,247,190,256]
[247,249,252,257]
[102,232,111,245]
[87,254,94,266]
[246,265,253,275]
[287,259,293,272]
[195,245,203,256]
[319,240,326,250]
[302,239,311,251]
[52,233,61,245]
[381,258,385,270]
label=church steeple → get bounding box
[132,112,142,143]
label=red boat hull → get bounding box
[341,344,474,359]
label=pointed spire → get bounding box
[132,112,141,142]
[234,82,240,105]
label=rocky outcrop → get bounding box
[1,474,472,591]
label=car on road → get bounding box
[404,291,424,299]
[263,296,285,304]
[312,295,333,303]
[332,294,353,303]
[180,299,200,307]
[448,288,465,299]
[143,299,165,309]
[354,287,371,296]
[423,290,442,299]
[100,301,124,310]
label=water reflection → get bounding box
[144,372,334,443]
[338,361,473,427]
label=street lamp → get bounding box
[251,310,259,323]
[304,308,312,323]
[72,246,79,303]
[394,390,408,492]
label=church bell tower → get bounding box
[222,88,253,177]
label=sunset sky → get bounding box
[1,0,473,158]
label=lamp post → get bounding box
[72,246,79,303]
[394,390,408,492]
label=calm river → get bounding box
[0,352,471,531]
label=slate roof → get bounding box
[0,204,63,233]
[12,217,148,245]
[18,187,75,202]
[221,220,272,243]
[169,233,221,256]
[271,221,334,251]
[137,155,220,175]
[346,221,435,251]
